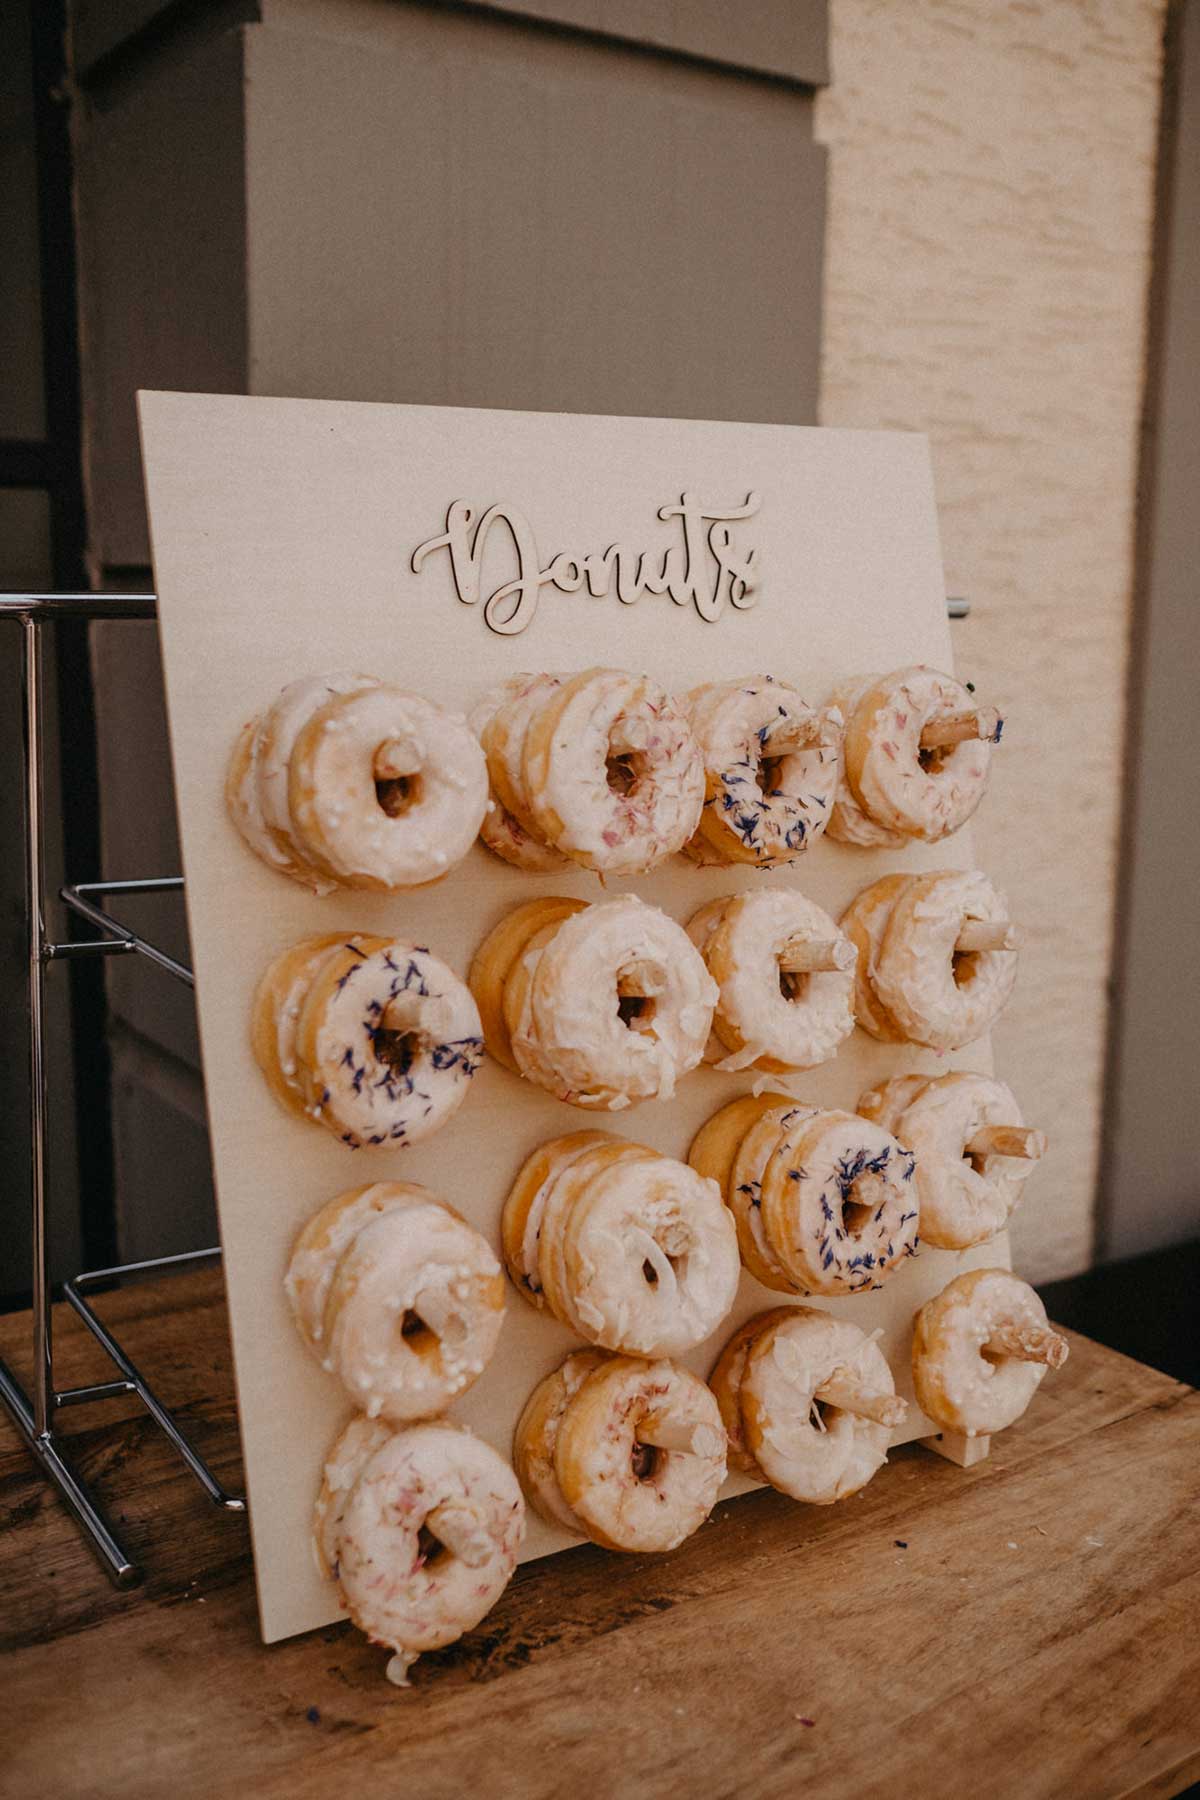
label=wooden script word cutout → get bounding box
[138,393,1008,1644]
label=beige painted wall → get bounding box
[816,0,1165,1280]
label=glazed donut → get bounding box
[288,685,488,888]
[824,676,906,849]
[474,895,716,1108]
[838,874,914,1042]
[501,1133,740,1356]
[515,1351,726,1551]
[521,668,704,875]
[870,870,1019,1050]
[858,1072,1046,1250]
[252,934,483,1147]
[686,889,856,1074]
[286,1182,505,1419]
[228,673,381,890]
[469,677,569,872]
[683,677,842,865]
[315,1417,523,1685]
[690,1096,919,1297]
[841,665,1002,842]
[912,1269,1069,1438]
[709,1308,906,1502]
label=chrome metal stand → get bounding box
[0,592,244,1592]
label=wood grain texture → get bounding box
[2,1273,1197,1798]
[816,0,1168,1281]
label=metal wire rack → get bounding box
[0,586,969,1590]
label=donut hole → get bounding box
[917,744,951,775]
[951,950,980,990]
[618,991,657,1031]
[416,1522,449,1567]
[841,1199,875,1237]
[373,1027,420,1077]
[630,1441,661,1482]
[755,753,785,798]
[399,1308,438,1358]
[777,963,810,1004]
[605,749,641,796]
[375,771,423,818]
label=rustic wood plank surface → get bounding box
[1,1272,1197,1800]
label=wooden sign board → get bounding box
[138,393,1007,1645]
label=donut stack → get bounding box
[710,1307,907,1504]
[689,1094,919,1297]
[228,674,488,891]
[470,894,717,1108]
[840,869,1019,1049]
[472,668,704,875]
[252,934,483,1148]
[683,675,843,865]
[514,1350,726,1552]
[827,665,1002,848]
[501,1132,740,1356]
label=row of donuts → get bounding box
[228,664,1004,889]
[289,1083,1045,1438]
[251,875,1019,1146]
[306,1203,1065,1688]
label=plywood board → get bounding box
[138,392,1010,1644]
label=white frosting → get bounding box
[522,668,704,875]
[740,1309,896,1503]
[864,1071,1038,1251]
[554,1355,726,1553]
[727,1102,820,1290]
[697,888,855,1073]
[760,1109,920,1297]
[511,896,716,1109]
[823,675,906,848]
[686,676,842,864]
[913,1269,1054,1435]
[300,940,482,1147]
[873,869,1018,1050]
[289,685,488,888]
[323,1421,523,1671]
[469,678,569,871]
[844,665,993,842]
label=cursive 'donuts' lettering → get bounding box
[410,492,761,635]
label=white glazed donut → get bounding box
[686,889,856,1073]
[872,870,1018,1050]
[253,935,483,1147]
[684,677,842,864]
[501,1133,740,1356]
[912,1268,1069,1438]
[759,1109,920,1296]
[824,676,906,849]
[710,1308,906,1502]
[690,1097,919,1297]
[286,1182,505,1419]
[469,677,569,872]
[858,1072,1044,1250]
[496,895,717,1108]
[252,672,381,883]
[521,668,704,874]
[315,1418,524,1685]
[842,665,998,841]
[288,685,488,889]
[515,1352,726,1552]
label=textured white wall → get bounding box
[816,0,1166,1280]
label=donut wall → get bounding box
[139,392,1037,1650]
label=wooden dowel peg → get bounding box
[986,1322,1070,1369]
[425,1505,492,1568]
[967,1124,1047,1162]
[778,936,857,975]
[955,919,1019,954]
[617,961,664,998]
[636,1414,724,1459]
[919,707,1003,749]
[373,737,422,781]
[814,1368,908,1428]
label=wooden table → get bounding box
[2,1271,1198,1800]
